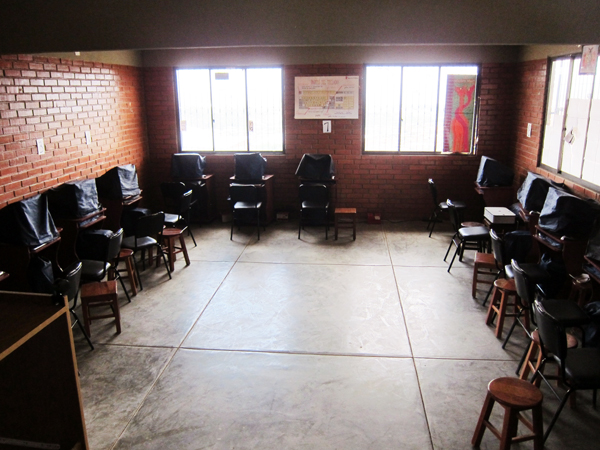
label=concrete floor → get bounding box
[73,220,600,450]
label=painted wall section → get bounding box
[0,54,149,209]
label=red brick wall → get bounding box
[0,54,148,209]
[143,62,519,221]
[511,59,600,202]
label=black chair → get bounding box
[512,259,590,375]
[444,201,489,272]
[80,228,131,303]
[483,229,548,306]
[426,178,466,237]
[56,261,94,350]
[298,183,329,240]
[229,184,263,240]
[531,300,600,442]
[161,183,197,247]
[121,212,172,289]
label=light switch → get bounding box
[323,120,331,133]
[36,138,45,155]
[527,123,532,138]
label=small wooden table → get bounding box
[334,208,357,241]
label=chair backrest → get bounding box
[229,183,260,204]
[174,190,193,215]
[136,212,166,239]
[62,260,82,304]
[490,229,506,267]
[533,300,568,367]
[428,178,438,206]
[511,259,535,309]
[299,183,329,204]
[161,182,188,199]
[106,227,124,262]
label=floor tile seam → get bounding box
[387,248,435,449]
[411,355,520,363]
[177,346,416,360]
[230,260,392,268]
[79,342,178,351]
[108,249,247,450]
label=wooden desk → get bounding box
[230,175,274,224]
[0,291,89,450]
[0,235,62,292]
[100,194,142,232]
[533,225,587,276]
[54,208,106,269]
[474,182,514,207]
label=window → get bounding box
[176,67,283,152]
[541,55,600,186]
[364,65,479,153]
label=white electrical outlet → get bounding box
[36,138,45,155]
[85,131,92,145]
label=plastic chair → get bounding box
[121,212,172,290]
[229,184,263,240]
[298,183,329,240]
[531,300,600,442]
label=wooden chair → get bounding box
[472,251,496,298]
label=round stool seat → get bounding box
[493,278,516,293]
[119,248,134,259]
[163,227,185,237]
[488,377,543,410]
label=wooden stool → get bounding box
[162,227,191,272]
[80,280,121,336]
[334,208,357,240]
[485,278,528,339]
[117,248,138,297]
[472,251,497,298]
[472,377,543,450]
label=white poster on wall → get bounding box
[294,76,359,119]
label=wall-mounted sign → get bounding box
[580,45,598,75]
[294,76,359,119]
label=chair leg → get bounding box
[257,209,260,240]
[157,244,172,279]
[298,212,302,239]
[115,271,131,303]
[188,226,197,247]
[544,389,573,442]
[70,309,94,350]
[231,213,235,240]
[447,243,461,272]
[444,234,457,261]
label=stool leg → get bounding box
[112,294,122,334]
[166,237,175,272]
[485,287,500,326]
[353,215,356,240]
[179,234,190,266]
[472,393,495,447]
[499,407,519,450]
[125,255,138,296]
[495,291,509,339]
[82,300,92,337]
[472,262,479,298]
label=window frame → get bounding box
[361,63,481,155]
[174,66,285,154]
[539,53,600,191]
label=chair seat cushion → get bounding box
[302,200,329,209]
[122,235,158,249]
[81,260,109,281]
[234,201,262,210]
[459,226,489,239]
[541,299,590,327]
[564,348,600,389]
